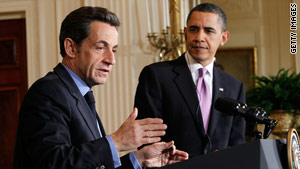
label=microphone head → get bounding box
[215,97,247,115]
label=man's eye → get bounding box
[205,28,215,33]
[112,49,117,53]
[189,27,198,32]
[97,47,104,50]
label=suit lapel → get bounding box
[207,65,227,136]
[77,97,102,139]
[173,56,206,135]
[53,63,102,139]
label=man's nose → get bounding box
[104,50,116,65]
[194,30,205,42]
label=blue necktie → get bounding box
[84,91,98,120]
[84,91,104,137]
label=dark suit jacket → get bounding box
[14,63,133,169]
[134,55,246,158]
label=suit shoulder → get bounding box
[24,71,70,105]
[142,57,185,73]
[29,71,64,92]
[20,70,74,118]
[139,60,181,81]
[145,60,175,69]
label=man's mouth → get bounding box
[96,68,110,75]
[192,45,208,50]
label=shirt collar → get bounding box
[62,64,91,96]
[185,51,214,76]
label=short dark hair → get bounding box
[186,3,227,32]
[59,6,120,57]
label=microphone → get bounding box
[215,97,247,116]
[215,97,277,139]
[215,97,266,123]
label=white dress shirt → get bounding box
[185,52,214,96]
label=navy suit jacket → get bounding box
[134,55,246,158]
[14,63,133,169]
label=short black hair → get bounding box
[59,6,120,57]
[186,3,227,32]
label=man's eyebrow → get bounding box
[96,40,118,48]
[188,25,216,31]
[204,26,216,31]
[96,40,108,45]
[189,25,199,29]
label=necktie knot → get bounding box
[84,91,95,104]
[84,91,97,121]
[199,68,207,78]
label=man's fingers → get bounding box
[168,157,188,164]
[143,124,167,132]
[168,150,189,164]
[173,150,189,159]
[143,137,162,144]
[144,130,166,138]
[158,141,174,151]
[128,108,138,121]
[138,118,164,125]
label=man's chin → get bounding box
[191,55,214,64]
[190,54,208,61]
[96,78,108,85]
[89,78,107,86]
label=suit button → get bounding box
[95,165,105,169]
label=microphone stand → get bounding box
[215,97,278,140]
[245,107,277,140]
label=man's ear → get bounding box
[64,38,78,58]
[220,31,229,46]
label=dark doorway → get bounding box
[0,18,27,169]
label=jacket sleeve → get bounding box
[134,66,163,120]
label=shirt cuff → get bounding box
[106,136,121,168]
[129,151,142,169]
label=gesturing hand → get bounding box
[134,141,189,168]
[111,108,167,152]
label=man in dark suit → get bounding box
[14,6,188,169]
[135,3,246,158]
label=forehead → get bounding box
[187,11,222,28]
[87,21,119,45]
